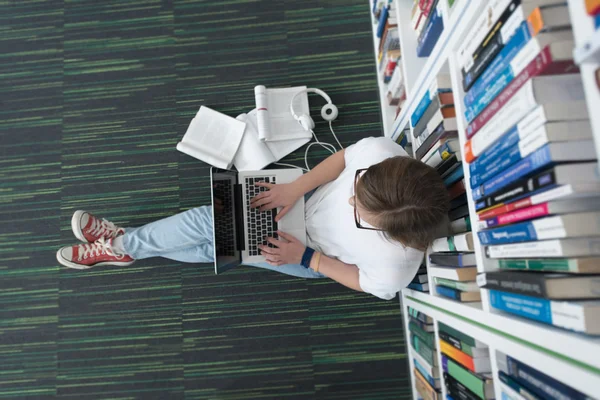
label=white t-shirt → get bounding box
[304,136,424,300]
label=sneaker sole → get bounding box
[71,210,88,243]
[55,249,134,270]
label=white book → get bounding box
[176,106,246,169]
[416,118,457,148]
[233,110,310,171]
[433,232,474,252]
[457,0,513,70]
[254,85,312,142]
[516,119,592,158]
[450,216,470,235]
[486,237,600,258]
[499,381,528,400]
[469,74,587,160]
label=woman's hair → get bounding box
[355,156,450,251]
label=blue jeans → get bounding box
[121,206,325,279]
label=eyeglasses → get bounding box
[353,168,382,231]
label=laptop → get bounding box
[210,167,307,274]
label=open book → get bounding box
[176,106,246,169]
[254,85,312,142]
[233,109,310,171]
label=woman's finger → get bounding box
[254,182,274,188]
[250,192,269,205]
[266,237,283,247]
[259,245,279,255]
[263,254,280,263]
[253,197,273,209]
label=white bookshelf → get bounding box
[370,0,600,398]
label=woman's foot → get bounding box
[56,237,134,270]
[71,210,124,243]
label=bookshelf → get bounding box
[370,0,600,399]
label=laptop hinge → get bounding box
[233,183,246,252]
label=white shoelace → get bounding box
[78,237,124,261]
[89,217,121,238]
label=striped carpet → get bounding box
[0,1,411,398]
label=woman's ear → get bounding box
[348,196,355,206]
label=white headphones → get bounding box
[290,88,339,131]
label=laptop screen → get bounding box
[211,168,242,273]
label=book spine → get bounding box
[376,6,389,38]
[457,0,513,69]
[470,142,524,188]
[474,168,558,212]
[414,96,442,138]
[506,356,589,400]
[412,334,435,366]
[415,360,438,388]
[469,105,549,178]
[462,0,523,91]
[440,340,476,372]
[478,213,572,245]
[417,3,444,57]
[478,203,550,229]
[438,330,463,351]
[415,123,448,160]
[488,290,588,333]
[433,234,471,252]
[445,357,486,399]
[436,285,461,300]
[478,272,549,298]
[472,145,552,201]
[445,374,481,400]
[439,322,477,347]
[444,167,465,187]
[498,258,576,272]
[464,46,556,150]
[408,282,429,292]
[409,321,435,347]
[463,21,531,109]
[498,371,540,400]
[412,87,435,128]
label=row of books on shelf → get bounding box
[408,307,593,399]
[458,0,600,336]
[410,0,444,57]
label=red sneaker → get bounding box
[71,210,124,243]
[56,237,134,270]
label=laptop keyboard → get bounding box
[245,176,278,256]
[213,182,235,257]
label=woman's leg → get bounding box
[120,206,214,262]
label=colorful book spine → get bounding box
[411,87,452,128]
[436,286,462,301]
[462,0,523,91]
[439,340,477,372]
[444,167,464,187]
[464,46,579,146]
[443,356,490,400]
[417,2,444,57]
[439,322,479,348]
[445,374,480,400]
[415,358,439,388]
[376,6,389,38]
[498,371,541,400]
[498,258,600,273]
[468,105,552,180]
[488,290,597,333]
[412,333,435,366]
[409,320,435,347]
[478,203,551,229]
[506,355,590,400]
[463,21,531,109]
[408,282,429,292]
[472,144,554,201]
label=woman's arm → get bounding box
[310,253,363,292]
[293,149,346,195]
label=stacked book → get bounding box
[591,0,600,28]
[387,65,406,113]
[395,127,411,152]
[455,0,600,334]
[412,74,458,161]
[408,264,429,292]
[411,0,444,57]
[407,307,441,400]
[439,322,494,400]
[430,233,480,303]
[497,351,592,399]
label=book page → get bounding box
[232,111,276,171]
[254,85,312,142]
[177,106,245,168]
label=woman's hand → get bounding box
[250,182,303,222]
[259,231,305,266]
